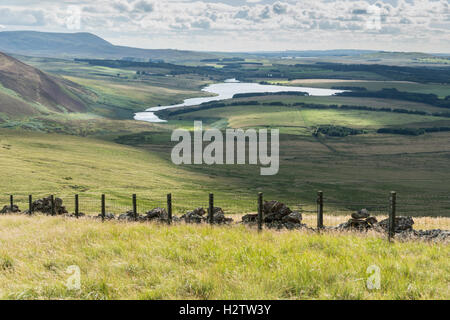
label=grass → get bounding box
[172,104,442,135]
[2,122,450,217]
[0,215,448,300]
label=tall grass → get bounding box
[0,215,448,300]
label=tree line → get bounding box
[337,88,450,109]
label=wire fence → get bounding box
[1,191,449,230]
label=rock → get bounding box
[242,214,258,223]
[68,212,85,218]
[337,218,372,231]
[351,209,370,219]
[30,196,68,215]
[335,209,379,231]
[211,207,233,224]
[395,229,449,241]
[143,207,170,222]
[181,207,206,223]
[282,211,302,224]
[414,229,449,241]
[96,213,115,220]
[105,213,115,220]
[242,201,304,230]
[0,204,21,214]
[263,201,292,222]
[378,217,414,233]
[118,210,138,221]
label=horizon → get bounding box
[0,0,449,53]
[1,29,448,55]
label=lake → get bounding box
[134,80,345,123]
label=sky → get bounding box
[0,0,449,53]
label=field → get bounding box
[167,104,445,133]
[0,215,448,300]
[0,53,449,301]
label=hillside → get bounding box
[0,31,215,63]
[0,52,88,117]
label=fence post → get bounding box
[133,194,137,221]
[208,193,214,224]
[75,194,79,218]
[317,191,324,231]
[101,194,106,222]
[167,193,172,225]
[10,195,13,211]
[28,195,32,215]
[258,192,263,232]
[50,195,55,216]
[389,191,397,242]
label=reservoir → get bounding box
[134,80,344,123]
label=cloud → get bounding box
[191,18,211,29]
[133,0,154,13]
[0,0,448,52]
[273,2,287,15]
[0,8,45,26]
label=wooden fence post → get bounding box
[208,193,214,224]
[101,194,106,222]
[50,195,55,216]
[28,195,32,215]
[132,194,137,221]
[389,191,397,242]
[317,191,324,230]
[258,192,263,232]
[10,195,13,211]
[75,194,79,218]
[167,193,172,225]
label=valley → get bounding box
[0,17,448,302]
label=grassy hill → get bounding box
[0,31,215,63]
[0,52,88,118]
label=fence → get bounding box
[1,191,449,241]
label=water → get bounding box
[134,79,344,123]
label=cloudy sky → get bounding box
[0,0,449,53]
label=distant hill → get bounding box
[0,51,88,117]
[0,31,215,62]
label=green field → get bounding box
[0,53,450,301]
[0,215,448,300]
[168,104,444,134]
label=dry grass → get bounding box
[0,215,448,300]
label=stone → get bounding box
[211,207,233,224]
[378,217,414,233]
[282,211,302,224]
[96,213,115,220]
[242,214,258,223]
[118,210,138,221]
[242,201,304,230]
[366,217,378,226]
[263,201,292,222]
[335,209,379,231]
[351,209,370,219]
[337,218,371,231]
[0,204,20,214]
[30,196,68,215]
[181,207,207,223]
[144,207,169,222]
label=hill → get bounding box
[0,52,87,117]
[0,31,215,63]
